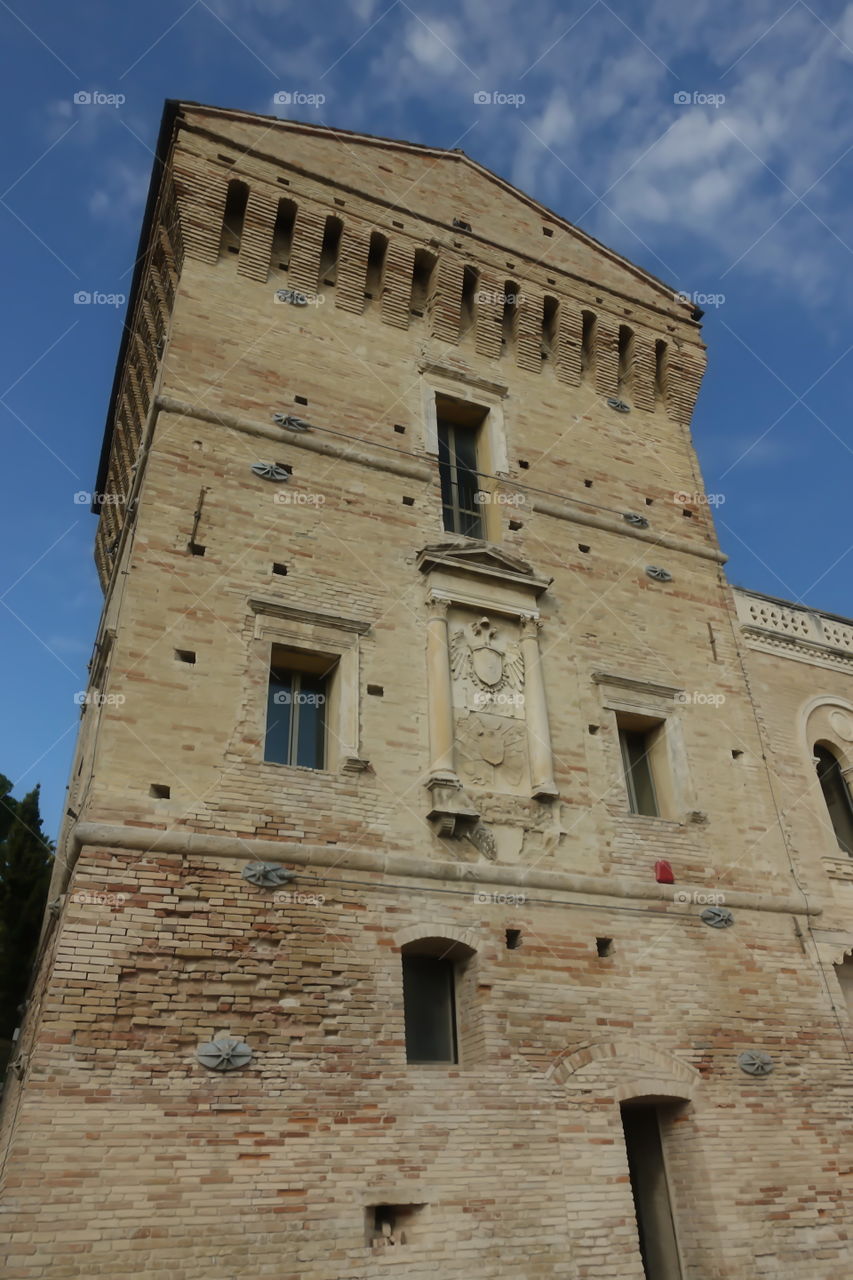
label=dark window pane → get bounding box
[402,954,457,1063]
[437,418,483,538]
[265,669,293,763]
[620,729,659,817]
[295,672,326,769]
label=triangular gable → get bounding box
[176,102,689,314]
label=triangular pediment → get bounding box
[417,541,551,597]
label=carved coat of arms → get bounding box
[449,616,524,697]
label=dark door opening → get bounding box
[620,1102,683,1280]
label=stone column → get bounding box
[426,595,457,782]
[520,614,558,800]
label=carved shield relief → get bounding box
[456,713,529,790]
[449,613,529,792]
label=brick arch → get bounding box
[393,923,479,953]
[548,1038,701,1103]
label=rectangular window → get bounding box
[402,954,458,1063]
[621,1103,683,1280]
[619,724,660,816]
[437,419,483,537]
[264,662,329,769]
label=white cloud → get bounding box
[404,18,469,75]
[88,162,149,224]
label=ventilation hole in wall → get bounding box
[584,479,593,488]
[542,226,554,237]
[174,649,196,664]
[226,246,238,254]
[193,440,203,450]
[402,495,415,506]
[294,395,308,405]
[505,928,522,950]
[334,197,345,207]
[452,217,472,232]
[217,154,235,165]
[508,519,523,531]
[578,543,590,553]
[367,684,384,697]
[276,176,291,185]
[506,261,516,270]
[518,459,530,469]
[645,497,653,505]
[366,1203,425,1249]
[272,563,288,576]
[547,277,556,285]
[596,937,614,958]
[732,749,744,759]
[394,424,406,434]
[682,508,694,518]
[149,784,171,799]
[392,219,404,229]
[188,543,206,557]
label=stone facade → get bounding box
[1,102,852,1279]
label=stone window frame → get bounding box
[249,598,370,775]
[419,364,510,544]
[592,673,691,823]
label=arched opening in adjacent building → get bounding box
[814,743,853,854]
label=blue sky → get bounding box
[1,0,852,838]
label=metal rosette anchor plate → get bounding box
[251,462,291,482]
[700,906,734,929]
[737,1049,774,1077]
[196,1037,252,1072]
[241,861,296,888]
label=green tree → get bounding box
[0,778,54,1061]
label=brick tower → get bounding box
[2,101,852,1279]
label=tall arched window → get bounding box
[814,744,853,854]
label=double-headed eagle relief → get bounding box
[449,615,529,792]
[449,616,525,705]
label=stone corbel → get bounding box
[519,614,559,800]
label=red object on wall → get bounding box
[655,860,674,883]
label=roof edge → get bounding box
[92,99,179,506]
